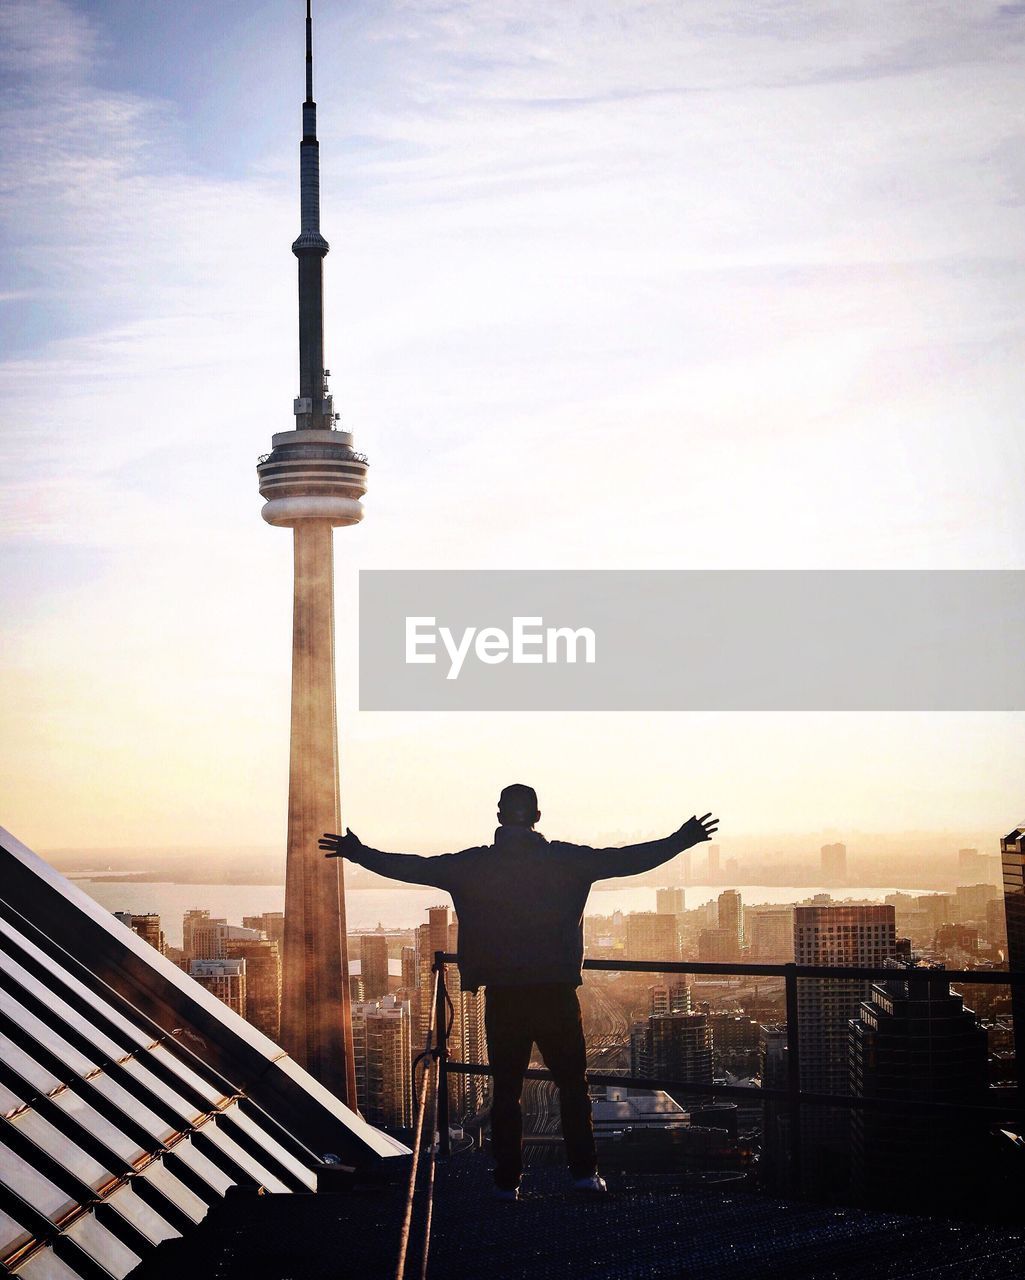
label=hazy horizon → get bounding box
[40,826,1010,863]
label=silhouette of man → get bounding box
[320,785,718,1199]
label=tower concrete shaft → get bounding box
[257,1,368,1108]
[281,521,353,1102]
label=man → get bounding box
[320,785,718,1200]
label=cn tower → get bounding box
[257,0,366,1105]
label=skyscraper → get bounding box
[400,945,418,995]
[759,1024,791,1190]
[649,981,692,1016]
[849,965,989,1214]
[631,1013,713,1109]
[191,920,261,961]
[114,912,164,954]
[1000,825,1025,1093]
[625,911,679,962]
[820,842,847,882]
[360,934,390,1000]
[243,911,286,952]
[747,906,794,961]
[352,995,414,1130]
[256,2,369,1104]
[717,889,743,952]
[794,903,896,1191]
[656,886,685,915]
[225,936,283,1041]
[416,907,453,1043]
[191,958,247,1016]
[183,908,214,958]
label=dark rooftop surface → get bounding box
[138,1151,1025,1280]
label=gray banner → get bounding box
[358,570,1025,711]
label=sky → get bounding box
[1,0,1024,859]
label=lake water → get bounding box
[73,880,924,950]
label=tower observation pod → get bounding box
[256,1,365,1107]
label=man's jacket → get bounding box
[342,825,689,991]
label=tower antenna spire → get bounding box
[306,0,314,103]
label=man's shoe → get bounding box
[572,1174,607,1193]
[493,1185,520,1201]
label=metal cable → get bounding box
[419,1039,442,1280]
[394,969,439,1280]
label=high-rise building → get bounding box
[243,911,286,951]
[820,842,847,882]
[360,934,390,1000]
[1000,825,1025,1093]
[400,944,418,995]
[649,981,691,1016]
[183,908,215,958]
[625,912,679,962]
[114,912,165,954]
[656,886,686,915]
[849,966,989,1214]
[192,921,262,961]
[961,846,1001,883]
[631,1013,713,1109]
[255,0,369,1105]
[747,906,794,961]
[793,904,896,1191]
[987,896,1008,950]
[709,1014,759,1074]
[224,937,282,1040]
[717,890,743,951]
[934,923,978,959]
[955,883,998,921]
[191,958,246,1016]
[462,986,489,1117]
[679,848,692,885]
[760,1024,791,1190]
[416,906,452,1041]
[352,995,413,1130]
[706,844,720,880]
[698,927,740,963]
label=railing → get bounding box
[432,950,1025,1187]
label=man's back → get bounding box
[439,827,593,989]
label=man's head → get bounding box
[497,783,540,828]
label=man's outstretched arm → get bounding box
[320,829,457,889]
[570,813,719,882]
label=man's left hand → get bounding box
[319,828,363,859]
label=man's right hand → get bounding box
[319,828,363,859]
[678,813,719,847]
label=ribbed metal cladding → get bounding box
[296,255,325,404]
[299,142,321,234]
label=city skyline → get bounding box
[2,1,1024,856]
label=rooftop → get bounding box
[138,1150,1025,1280]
